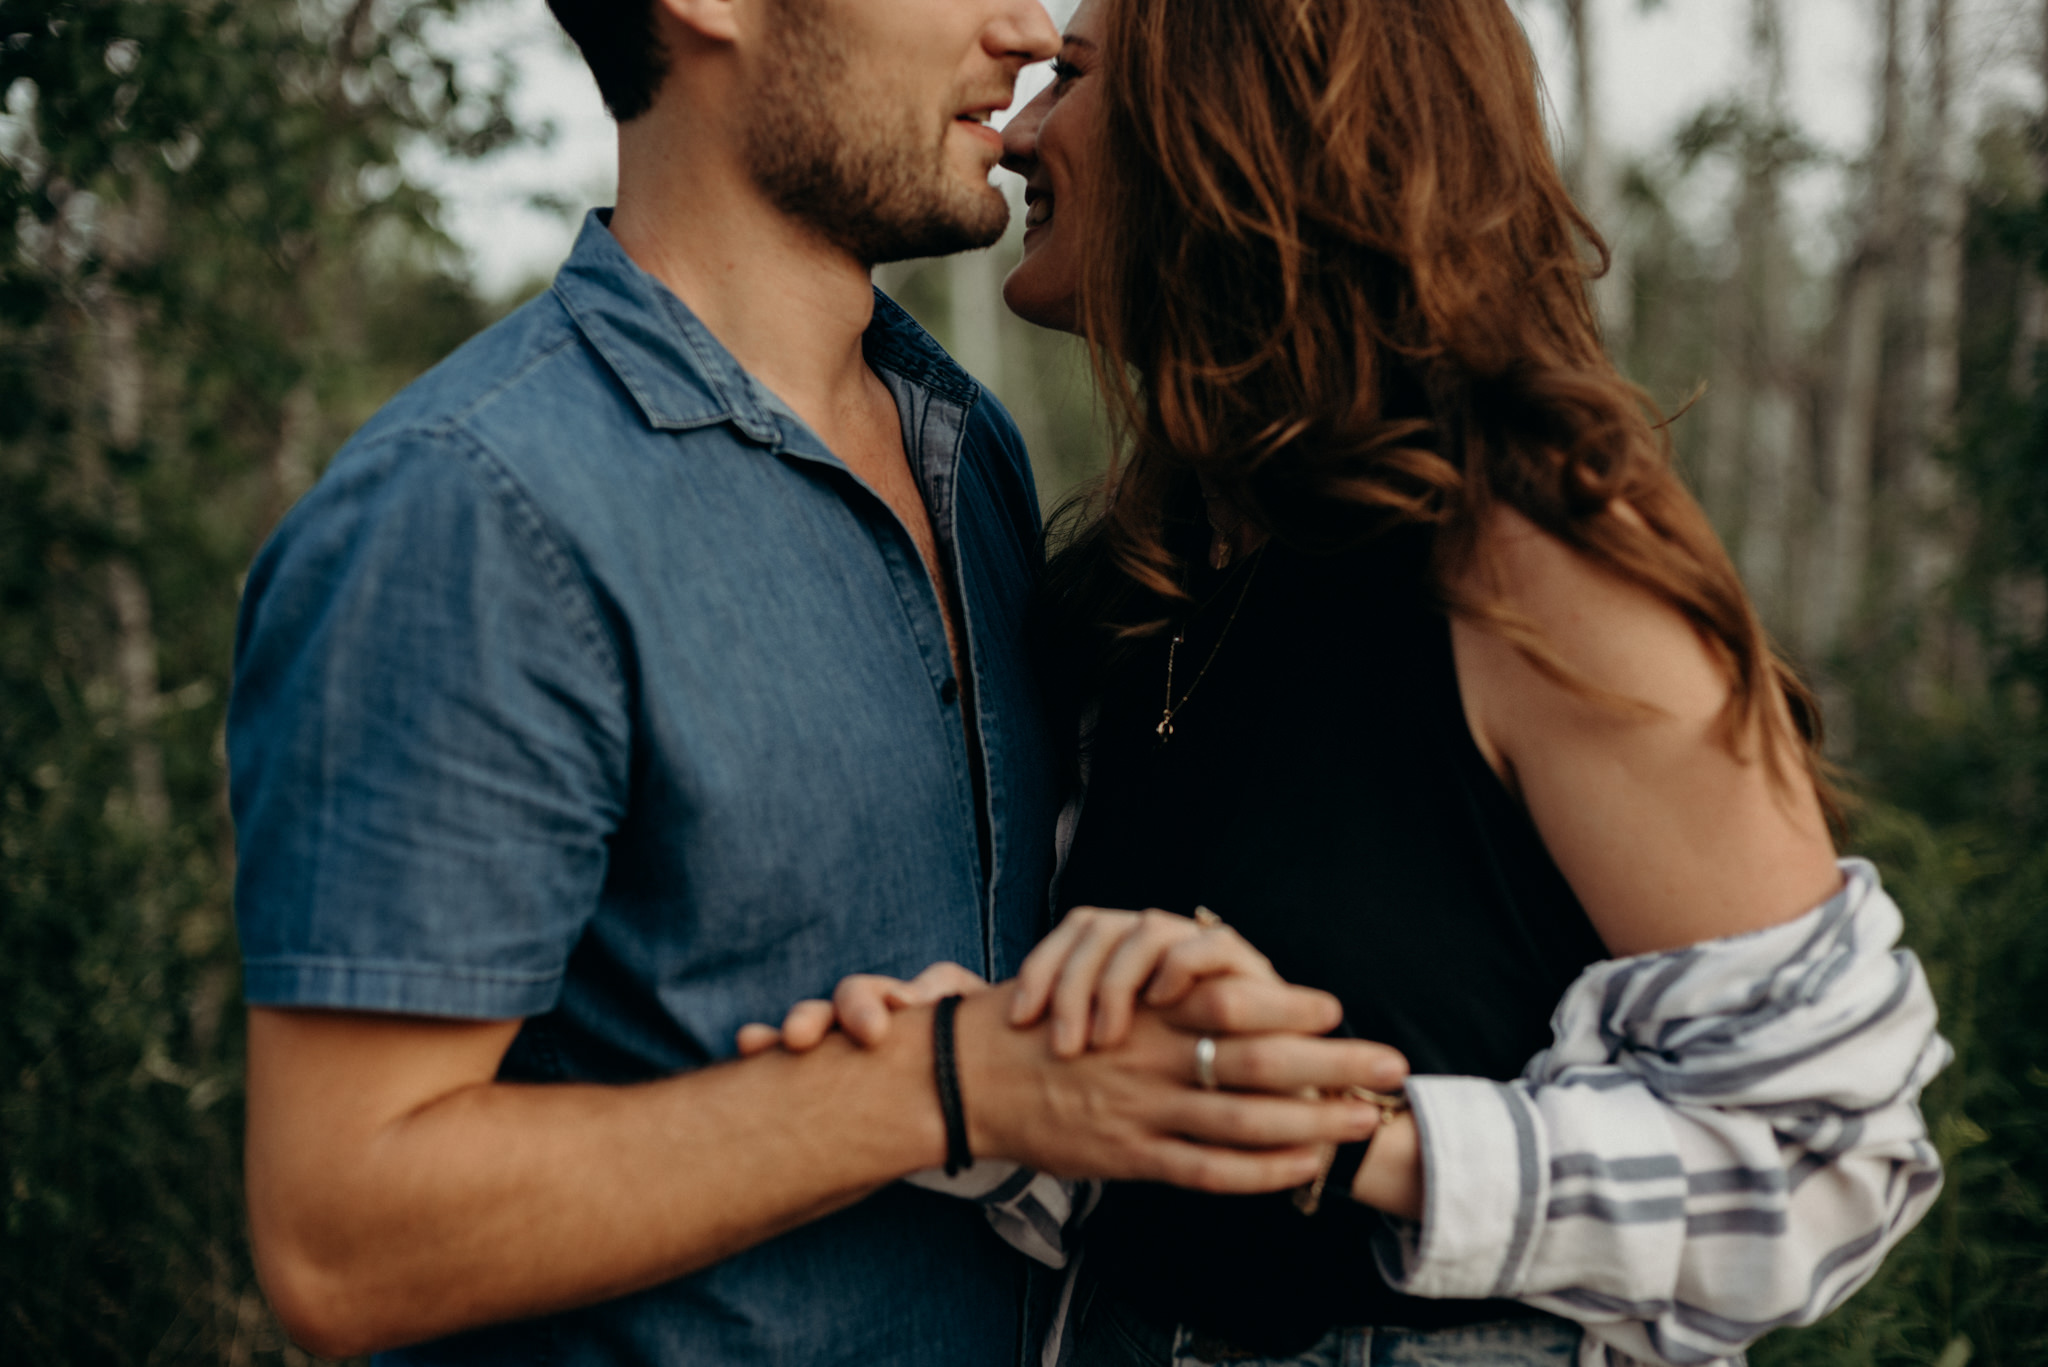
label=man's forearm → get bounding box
[247,1007,948,1357]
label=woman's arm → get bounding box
[1370,509,1947,1365]
[1450,505,1842,956]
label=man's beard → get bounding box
[741,9,1008,266]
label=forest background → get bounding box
[3,0,2045,1361]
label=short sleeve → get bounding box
[230,427,630,1019]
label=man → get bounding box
[230,0,1400,1362]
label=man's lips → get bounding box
[953,102,1006,150]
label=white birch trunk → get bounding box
[1805,0,1907,660]
[90,196,170,844]
[1736,0,1802,630]
[2014,0,2048,394]
[1564,0,1631,354]
[1900,0,1966,702]
[948,247,1006,391]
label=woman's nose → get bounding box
[1001,87,1051,175]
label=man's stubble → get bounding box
[741,2,1008,266]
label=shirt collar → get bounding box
[551,209,982,447]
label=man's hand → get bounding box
[954,984,1405,1190]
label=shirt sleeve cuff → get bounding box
[1373,1075,1546,1300]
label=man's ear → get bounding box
[655,0,740,45]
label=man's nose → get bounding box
[987,0,1061,64]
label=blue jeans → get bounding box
[1070,1290,1583,1367]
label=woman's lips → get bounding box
[1025,194,1054,229]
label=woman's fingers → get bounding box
[734,1022,782,1057]
[1143,927,1277,1007]
[830,975,904,1047]
[778,998,838,1052]
[1010,908,1127,1026]
[1158,974,1350,1043]
[1089,913,1211,1049]
[898,960,989,1002]
[1047,914,1149,1057]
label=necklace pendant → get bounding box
[1155,716,1173,744]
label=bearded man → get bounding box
[229,1,1397,1362]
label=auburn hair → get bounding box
[1048,0,1830,804]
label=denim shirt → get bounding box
[230,212,1063,1365]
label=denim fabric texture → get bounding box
[1071,1292,1584,1367]
[230,212,1064,1366]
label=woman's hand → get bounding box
[734,960,987,1056]
[1010,906,1283,1058]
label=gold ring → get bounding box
[1194,1035,1219,1090]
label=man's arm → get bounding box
[247,984,1393,1357]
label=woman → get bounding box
[746,2,1948,1364]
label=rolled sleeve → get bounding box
[1375,1074,1550,1300]
[230,426,630,1019]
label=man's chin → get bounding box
[863,197,1008,267]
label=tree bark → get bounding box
[1805,0,1907,660]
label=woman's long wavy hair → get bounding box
[1049,0,1830,802]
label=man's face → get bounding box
[740,0,1058,266]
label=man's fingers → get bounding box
[1206,1034,1410,1096]
[1161,975,1347,1040]
[734,1023,782,1057]
[779,999,837,1052]
[1160,1087,1382,1151]
[1143,929,1276,1006]
[1010,909,1118,1026]
[1090,914,1202,1049]
[1138,1138,1332,1196]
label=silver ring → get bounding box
[1194,1035,1219,1091]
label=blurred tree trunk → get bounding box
[98,199,170,846]
[2013,0,2048,394]
[1806,0,1908,663]
[1897,0,1966,702]
[1562,0,1631,353]
[1735,0,1803,629]
[948,246,1005,389]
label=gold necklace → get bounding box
[1156,553,1263,745]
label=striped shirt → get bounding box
[922,858,1949,1367]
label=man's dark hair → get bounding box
[547,0,670,121]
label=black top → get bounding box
[1058,530,1608,1353]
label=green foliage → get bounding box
[1750,117,2048,1367]
[0,0,523,1359]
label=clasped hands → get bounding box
[737,908,1416,1202]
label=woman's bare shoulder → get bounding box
[1452,503,1728,726]
[1449,503,1840,957]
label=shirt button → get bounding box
[939,676,960,706]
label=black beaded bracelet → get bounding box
[932,994,973,1177]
